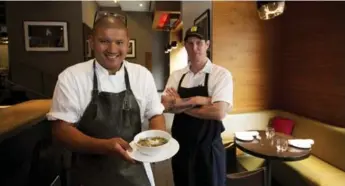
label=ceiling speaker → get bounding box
[257,1,286,20]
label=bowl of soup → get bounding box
[134,130,171,156]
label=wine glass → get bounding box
[265,127,275,139]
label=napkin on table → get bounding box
[288,139,314,145]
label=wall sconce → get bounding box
[171,41,177,49]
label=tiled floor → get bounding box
[151,159,174,186]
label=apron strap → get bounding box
[122,66,132,110]
[204,73,209,88]
[177,72,210,90]
[124,66,131,91]
[177,73,188,89]
[92,60,99,98]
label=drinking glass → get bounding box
[276,138,288,152]
[265,127,275,139]
[281,138,289,152]
[276,138,282,151]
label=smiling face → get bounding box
[90,17,129,74]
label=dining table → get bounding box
[234,131,311,186]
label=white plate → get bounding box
[127,138,179,163]
[235,133,254,141]
[288,140,312,149]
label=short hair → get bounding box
[92,15,128,35]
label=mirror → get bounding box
[257,1,286,20]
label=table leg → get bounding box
[265,159,272,186]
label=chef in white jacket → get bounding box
[47,11,165,186]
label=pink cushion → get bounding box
[271,117,295,135]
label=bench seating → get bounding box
[221,110,345,186]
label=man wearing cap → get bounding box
[162,26,233,186]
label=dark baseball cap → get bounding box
[184,26,207,41]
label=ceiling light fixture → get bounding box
[139,3,143,7]
[113,0,118,3]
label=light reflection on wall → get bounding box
[169,43,188,74]
[169,30,188,74]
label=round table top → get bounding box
[235,131,311,161]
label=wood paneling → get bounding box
[212,1,280,113]
[278,2,345,128]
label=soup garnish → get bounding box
[137,137,168,147]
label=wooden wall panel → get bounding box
[212,1,281,113]
[278,2,345,127]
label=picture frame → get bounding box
[83,23,93,60]
[194,9,211,60]
[126,39,136,58]
[23,21,68,51]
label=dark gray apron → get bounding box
[70,60,151,186]
[171,73,226,186]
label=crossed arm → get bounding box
[161,88,229,121]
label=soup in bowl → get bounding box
[134,130,171,156]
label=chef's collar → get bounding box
[183,58,212,74]
[95,60,126,76]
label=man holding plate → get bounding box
[47,11,166,186]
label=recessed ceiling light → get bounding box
[139,3,143,7]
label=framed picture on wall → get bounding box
[126,39,136,58]
[23,21,68,51]
[83,23,93,60]
[194,9,211,60]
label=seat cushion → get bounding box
[276,111,345,172]
[271,116,295,135]
[237,154,265,171]
[272,155,345,186]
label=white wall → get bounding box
[169,30,188,74]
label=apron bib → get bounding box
[70,61,151,186]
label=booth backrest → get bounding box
[276,111,345,172]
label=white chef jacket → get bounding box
[164,58,233,112]
[47,59,163,186]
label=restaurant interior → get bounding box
[0,1,345,186]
